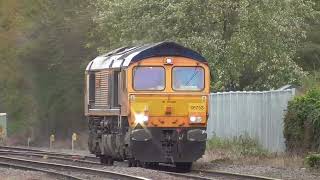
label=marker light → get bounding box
[130,95,136,102]
[165,58,173,65]
[135,113,149,124]
[189,116,202,123]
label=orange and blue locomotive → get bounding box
[84,42,210,171]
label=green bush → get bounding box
[207,134,268,157]
[305,154,320,168]
[284,88,320,153]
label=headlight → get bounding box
[189,116,202,123]
[135,113,149,124]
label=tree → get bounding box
[296,0,320,72]
[92,0,317,91]
[18,0,97,139]
[0,0,97,140]
[0,0,39,134]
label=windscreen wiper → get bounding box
[184,67,199,86]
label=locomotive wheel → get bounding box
[149,162,159,169]
[152,162,159,169]
[88,135,94,153]
[99,156,103,164]
[142,162,149,168]
[100,156,107,164]
[100,156,114,166]
[143,162,158,169]
[129,159,141,167]
[132,160,137,167]
[136,160,141,167]
[107,157,114,166]
[128,159,133,167]
[175,162,192,172]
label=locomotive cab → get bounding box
[127,57,209,170]
[85,42,210,171]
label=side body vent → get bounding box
[94,70,110,109]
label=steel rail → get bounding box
[164,171,212,180]
[0,161,85,180]
[0,156,149,180]
[0,150,100,165]
[0,145,43,152]
[0,145,99,161]
[192,169,283,180]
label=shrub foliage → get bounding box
[284,88,320,153]
[207,134,268,157]
[305,154,320,168]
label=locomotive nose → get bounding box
[130,94,207,128]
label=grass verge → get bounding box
[196,135,307,169]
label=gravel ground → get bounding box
[196,163,320,180]
[0,167,56,180]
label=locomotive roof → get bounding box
[86,41,207,71]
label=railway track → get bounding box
[0,145,282,180]
[155,165,282,180]
[0,150,100,166]
[0,161,85,180]
[0,145,43,152]
[191,169,282,180]
[0,155,149,180]
[0,145,97,160]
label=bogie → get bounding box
[175,162,193,172]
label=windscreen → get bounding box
[173,67,204,91]
[133,67,165,90]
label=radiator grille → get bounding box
[94,70,110,108]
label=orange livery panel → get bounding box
[129,95,208,128]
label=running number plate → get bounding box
[188,103,206,112]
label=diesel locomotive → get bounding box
[84,42,210,171]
